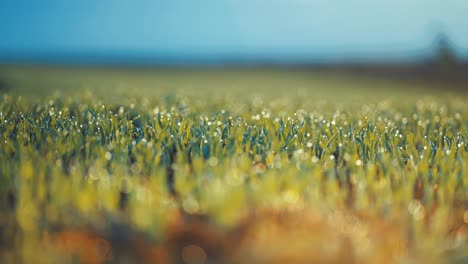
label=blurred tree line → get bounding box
[432,33,459,69]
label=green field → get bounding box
[0,66,467,263]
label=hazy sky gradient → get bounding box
[1,0,467,61]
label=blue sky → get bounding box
[1,0,467,62]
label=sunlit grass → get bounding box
[0,67,467,263]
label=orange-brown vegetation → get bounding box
[39,206,466,264]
